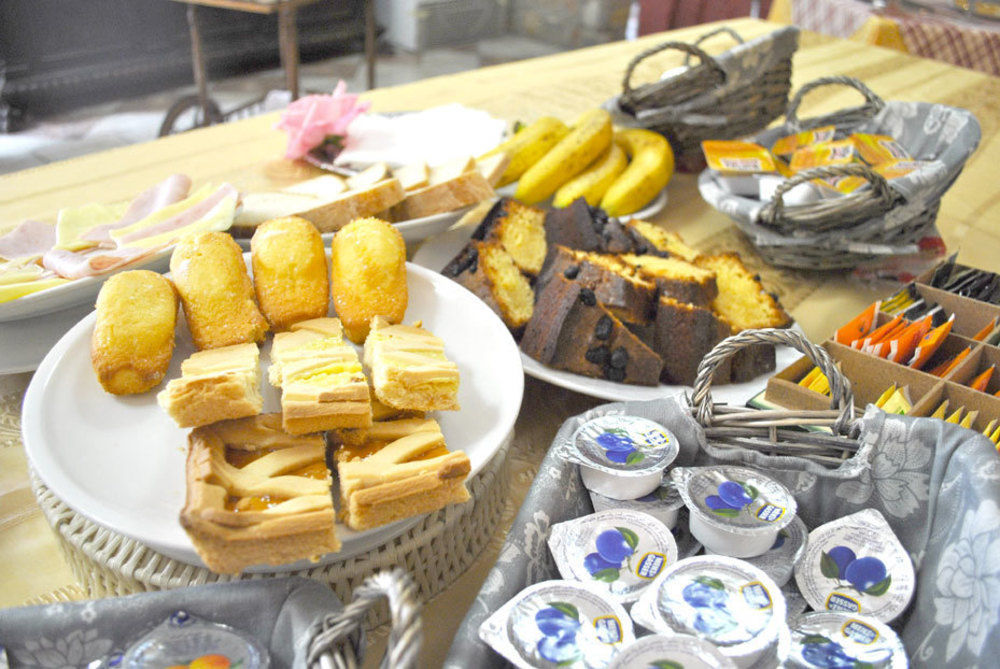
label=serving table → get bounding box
[3,17,1000,667]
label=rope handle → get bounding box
[683,26,745,66]
[690,328,856,435]
[757,163,896,226]
[784,75,886,130]
[620,40,726,103]
[307,568,422,669]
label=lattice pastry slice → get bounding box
[363,316,460,412]
[332,418,471,531]
[180,413,340,574]
[158,342,263,428]
[269,317,372,434]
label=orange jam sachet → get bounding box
[771,125,837,160]
[702,141,779,174]
[834,302,880,346]
[852,133,911,166]
[788,139,859,172]
[969,365,996,392]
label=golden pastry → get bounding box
[364,316,460,411]
[329,217,407,344]
[91,270,178,395]
[170,231,268,350]
[250,216,329,331]
[157,343,262,428]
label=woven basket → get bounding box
[608,26,798,170]
[29,430,511,629]
[697,76,981,270]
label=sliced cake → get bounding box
[471,197,547,276]
[332,418,471,531]
[536,245,656,324]
[521,274,663,385]
[443,241,534,335]
[624,220,701,262]
[653,297,732,386]
[364,315,460,411]
[545,197,637,254]
[158,343,262,428]
[269,316,372,434]
[620,253,718,307]
[180,414,339,574]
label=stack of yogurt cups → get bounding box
[479,414,914,668]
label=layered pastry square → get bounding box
[363,316,460,411]
[269,317,372,434]
[331,418,471,531]
[158,342,263,428]
[180,414,340,574]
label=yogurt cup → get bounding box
[566,415,679,500]
[786,612,907,669]
[607,634,736,669]
[588,479,686,529]
[673,509,704,559]
[794,509,915,623]
[707,515,808,587]
[672,466,797,558]
[479,579,634,669]
[548,509,678,603]
[631,555,787,669]
[123,611,267,669]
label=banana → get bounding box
[600,128,674,217]
[552,141,628,208]
[515,109,613,205]
[480,117,569,187]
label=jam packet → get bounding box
[702,141,780,197]
[788,139,859,172]
[607,634,736,669]
[122,611,268,669]
[786,611,907,669]
[770,125,837,160]
[851,133,911,166]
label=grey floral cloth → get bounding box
[445,395,1000,668]
[0,578,343,669]
[697,100,981,255]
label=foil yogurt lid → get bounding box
[735,515,808,587]
[786,612,907,669]
[607,634,736,669]
[478,580,634,669]
[794,509,915,623]
[568,415,679,477]
[673,465,797,535]
[548,509,678,603]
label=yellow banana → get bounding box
[515,109,613,205]
[480,117,569,187]
[552,141,628,208]
[600,128,674,217]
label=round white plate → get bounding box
[0,302,95,374]
[22,262,523,571]
[0,248,172,323]
[413,223,800,405]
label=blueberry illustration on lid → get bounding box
[787,611,906,669]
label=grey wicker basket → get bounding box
[698,76,981,270]
[607,26,799,171]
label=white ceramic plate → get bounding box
[22,262,523,571]
[413,222,800,405]
[0,248,173,323]
[0,302,95,374]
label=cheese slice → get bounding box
[0,278,69,303]
[55,202,129,251]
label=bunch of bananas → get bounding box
[480,109,675,216]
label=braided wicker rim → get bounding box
[784,75,886,132]
[619,40,726,112]
[691,328,856,436]
[683,26,744,66]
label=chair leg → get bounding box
[364,0,376,89]
[278,6,301,99]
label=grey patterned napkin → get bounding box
[445,395,1000,668]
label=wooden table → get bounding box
[2,17,1000,667]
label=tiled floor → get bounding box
[0,36,565,176]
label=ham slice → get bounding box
[42,245,161,280]
[81,174,192,246]
[114,183,240,246]
[0,220,56,261]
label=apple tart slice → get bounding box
[180,414,339,574]
[331,418,471,531]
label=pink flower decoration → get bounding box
[276,80,371,160]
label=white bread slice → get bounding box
[390,169,494,220]
[476,152,510,187]
[346,162,390,190]
[234,192,325,232]
[394,163,430,191]
[285,175,347,197]
[300,178,405,232]
[429,156,476,184]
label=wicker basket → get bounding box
[607,26,799,171]
[698,76,982,270]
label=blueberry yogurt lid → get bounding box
[786,612,907,669]
[607,634,736,669]
[794,509,915,623]
[548,509,679,603]
[673,466,797,558]
[588,479,686,529]
[632,555,787,669]
[478,580,635,669]
[567,415,679,500]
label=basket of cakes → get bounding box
[443,327,1000,668]
[604,26,799,171]
[698,76,982,271]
